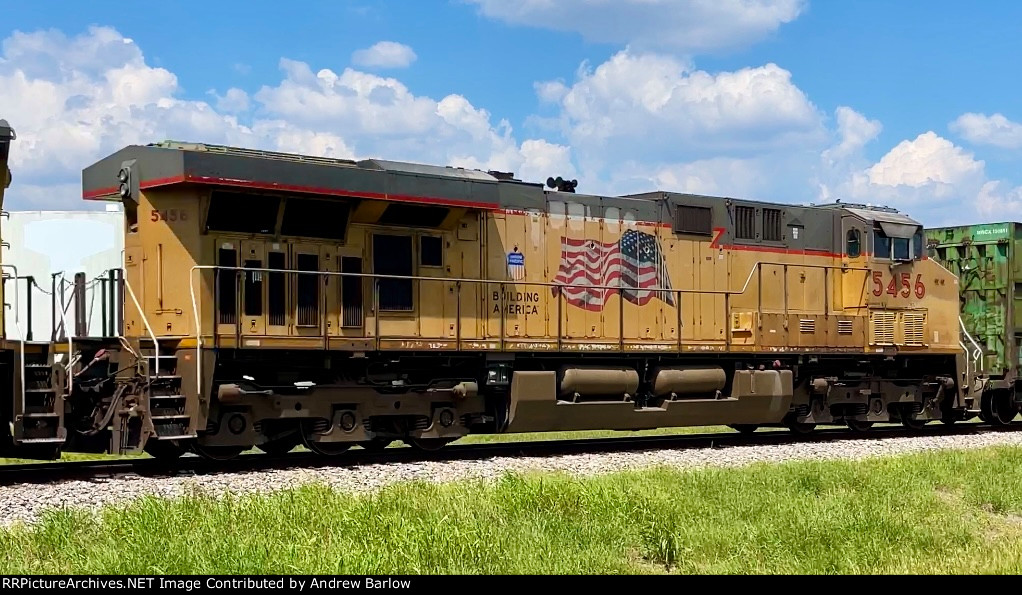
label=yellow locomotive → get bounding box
[4,138,989,460]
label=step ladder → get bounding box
[12,341,66,450]
[142,343,196,443]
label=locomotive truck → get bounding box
[0,136,1005,460]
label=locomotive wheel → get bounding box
[982,390,1018,426]
[144,438,187,460]
[299,423,352,456]
[257,433,301,456]
[729,424,759,435]
[406,437,454,452]
[358,438,394,452]
[191,443,245,461]
[787,422,816,435]
[846,419,873,432]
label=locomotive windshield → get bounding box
[872,224,924,261]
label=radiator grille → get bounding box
[799,319,815,334]
[341,257,364,328]
[870,311,896,345]
[763,208,783,241]
[296,253,320,327]
[837,319,854,335]
[903,312,926,346]
[735,206,756,239]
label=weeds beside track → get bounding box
[4,441,1022,573]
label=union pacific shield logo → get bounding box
[552,230,674,311]
[507,247,526,280]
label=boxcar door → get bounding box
[214,239,240,341]
[372,232,417,338]
[265,242,288,336]
[417,233,446,340]
[454,214,481,341]
[291,243,324,338]
[337,247,365,336]
[123,245,144,338]
[239,240,266,336]
[320,244,339,337]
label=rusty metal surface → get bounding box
[926,222,1021,379]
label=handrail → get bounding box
[122,276,159,379]
[959,316,983,372]
[189,267,203,402]
[54,272,75,393]
[190,261,868,297]
[187,261,866,403]
[959,340,971,389]
[0,264,26,415]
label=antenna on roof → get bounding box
[546,176,577,193]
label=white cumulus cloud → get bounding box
[822,106,882,163]
[865,132,984,189]
[0,26,250,204]
[950,112,1022,149]
[976,180,1022,218]
[7,24,1022,227]
[251,58,568,177]
[820,130,1022,225]
[0,27,565,209]
[551,52,823,156]
[351,41,418,69]
[210,87,250,113]
[466,0,806,52]
[532,50,825,193]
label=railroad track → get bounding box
[1,422,1019,486]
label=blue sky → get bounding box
[2,0,1021,225]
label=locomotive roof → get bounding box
[82,140,918,227]
[359,158,498,182]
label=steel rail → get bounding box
[0,422,1016,487]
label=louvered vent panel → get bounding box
[903,312,926,346]
[837,319,854,335]
[799,319,815,333]
[763,208,783,241]
[735,206,755,239]
[871,311,896,345]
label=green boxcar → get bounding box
[925,222,1022,392]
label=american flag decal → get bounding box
[553,229,675,311]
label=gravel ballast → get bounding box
[3,431,1022,526]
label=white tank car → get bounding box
[2,206,124,342]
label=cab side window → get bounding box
[846,229,861,258]
[893,237,910,261]
[874,230,891,260]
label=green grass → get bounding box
[4,446,1022,573]
[0,451,146,465]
